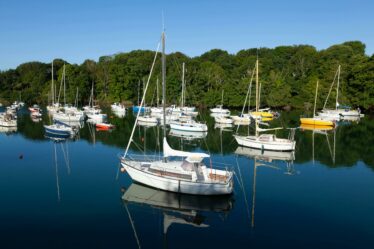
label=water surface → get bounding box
[0,108,373,249]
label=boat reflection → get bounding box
[235,146,296,228]
[122,183,233,247]
[137,120,158,127]
[169,129,207,140]
[112,109,126,118]
[49,136,71,202]
[214,123,233,130]
[300,125,336,165]
[235,146,295,162]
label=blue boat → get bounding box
[44,124,73,138]
[132,106,149,113]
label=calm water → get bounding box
[1,108,374,249]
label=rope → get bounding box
[123,41,161,158]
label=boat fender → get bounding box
[120,167,126,173]
[261,145,264,153]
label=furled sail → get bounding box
[163,137,210,160]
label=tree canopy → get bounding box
[0,40,372,110]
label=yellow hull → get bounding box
[300,118,334,127]
[250,111,273,118]
[300,124,334,131]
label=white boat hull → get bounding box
[215,117,233,124]
[0,120,17,127]
[53,112,84,122]
[170,122,207,132]
[234,135,295,151]
[320,109,360,117]
[138,116,158,124]
[121,161,233,195]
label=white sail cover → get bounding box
[163,137,210,161]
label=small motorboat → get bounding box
[95,122,115,130]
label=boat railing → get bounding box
[122,153,163,162]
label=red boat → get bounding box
[95,123,115,130]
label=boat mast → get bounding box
[313,80,319,118]
[63,64,66,106]
[51,61,54,106]
[255,59,260,137]
[336,65,341,110]
[221,89,224,107]
[162,31,167,156]
[75,87,78,107]
[156,77,159,107]
[255,59,259,112]
[181,62,185,107]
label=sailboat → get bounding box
[234,60,296,151]
[84,82,107,121]
[111,102,126,114]
[210,91,230,116]
[53,65,85,123]
[318,65,361,118]
[120,32,233,195]
[300,80,335,127]
[170,68,207,132]
[47,60,60,114]
[249,60,273,120]
[214,90,233,124]
[231,64,255,125]
[172,62,197,115]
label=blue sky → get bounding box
[0,0,372,70]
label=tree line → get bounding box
[0,40,373,111]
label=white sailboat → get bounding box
[47,60,60,114]
[214,90,233,124]
[234,60,296,152]
[120,32,233,195]
[173,62,197,115]
[53,65,84,123]
[111,102,126,114]
[318,65,361,118]
[170,119,208,132]
[210,90,230,116]
[231,63,256,124]
[84,82,107,121]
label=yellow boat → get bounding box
[300,123,334,131]
[250,111,273,119]
[300,117,334,127]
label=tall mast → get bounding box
[313,80,319,118]
[143,79,146,108]
[162,32,166,141]
[51,61,54,105]
[181,62,185,107]
[255,59,259,112]
[63,64,66,106]
[156,77,159,107]
[221,89,224,106]
[75,87,78,107]
[336,65,341,110]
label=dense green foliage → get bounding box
[0,41,373,110]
